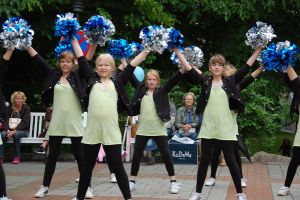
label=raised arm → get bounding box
[130,50,149,67]
[26,46,53,74]
[239,66,264,91]
[246,47,263,67]
[286,65,298,81]
[0,49,14,82]
[3,48,14,61]
[173,48,192,71]
[234,47,263,83]
[85,44,97,61]
[71,38,93,80]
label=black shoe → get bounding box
[34,146,46,155]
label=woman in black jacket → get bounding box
[1,91,31,164]
[72,38,148,200]
[277,65,300,196]
[0,48,13,200]
[128,48,186,195]
[205,63,264,189]
[27,41,89,198]
[182,47,262,200]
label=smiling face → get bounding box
[10,91,26,106]
[95,54,115,79]
[184,94,194,107]
[58,52,76,75]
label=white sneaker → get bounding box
[170,182,181,194]
[189,192,201,200]
[129,181,136,191]
[241,178,247,188]
[0,197,11,200]
[277,186,290,196]
[110,173,117,183]
[204,177,216,186]
[236,193,247,200]
[34,185,49,198]
[71,198,78,200]
[75,178,79,183]
[85,186,94,199]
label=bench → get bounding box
[6,112,88,144]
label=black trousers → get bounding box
[196,139,242,193]
[210,140,243,178]
[77,144,131,200]
[284,147,300,187]
[131,135,175,176]
[0,163,6,197]
[43,136,84,187]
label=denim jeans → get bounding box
[0,130,29,157]
[175,130,198,141]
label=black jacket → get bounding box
[32,54,87,111]
[284,75,300,115]
[78,56,134,115]
[6,104,31,131]
[131,71,183,122]
[0,58,9,131]
[186,64,251,114]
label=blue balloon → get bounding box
[134,66,144,82]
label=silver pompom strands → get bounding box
[245,21,276,49]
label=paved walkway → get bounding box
[3,161,300,200]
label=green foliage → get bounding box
[238,75,289,150]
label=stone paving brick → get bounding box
[2,161,300,199]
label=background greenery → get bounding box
[1,0,300,155]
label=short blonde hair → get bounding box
[223,63,237,77]
[208,54,226,67]
[11,91,26,105]
[95,53,116,70]
[145,69,161,87]
[182,92,196,105]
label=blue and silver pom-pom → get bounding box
[166,27,184,49]
[245,21,276,49]
[259,41,299,72]
[54,12,80,39]
[83,15,115,46]
[129,42,144,56]
[54,39,73,57]
[170,46,204,68]
[0,16,34,50]
[107,39,131,59]
[139,25,170,54]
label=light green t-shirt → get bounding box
[199,86,237,140]
[137,94,166,136]
[231,111,239,135]
[47,83,83,137]
[82,82,122,145]
[293,107,300,147]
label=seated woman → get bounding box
[175,92,199,141]
[0,91,30,164]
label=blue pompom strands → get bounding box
[245,21,276,49]
[107,39,144,59]
[166,27,184,49]
[130,42,144,56]
[83,15,115,46]
[0,17,34,50]
[139,25,169,54]
[170,46,204,68]
[54,39,73,57]
[55,12,80,39]
[259,41,299,72]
